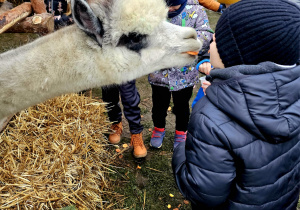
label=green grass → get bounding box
[0,33,40,53]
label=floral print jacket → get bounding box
[148,0,213,91]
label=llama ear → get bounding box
[72,0,104,46]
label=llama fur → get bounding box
[0,0,202,120]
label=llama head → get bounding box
[72,0,202,83]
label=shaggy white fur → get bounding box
[0,0,202,120]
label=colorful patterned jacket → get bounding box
[148,0,213,91]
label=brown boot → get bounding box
[130,133,147,158]
[108,122,123,144]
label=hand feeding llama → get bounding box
[0,0,202,120]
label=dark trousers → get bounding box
[102,80,143,134]
[151,85,193,131]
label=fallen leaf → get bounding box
[116,148,121,153]
[169,193,174,197]
[183,200,189,205]
[137,165,141,169]
[167,204,171,209]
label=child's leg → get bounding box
[151,85,171,128]
[119,80,143,134]
[172,87,193,131]
[120,80,147,158]
[102,85,123,144]
[102,85,122,123]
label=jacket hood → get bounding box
[206,62,300,143]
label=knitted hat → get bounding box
[166,0,186,6]
[215,0,300,67]
[217,0,240,4]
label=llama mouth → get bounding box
[185,51,198,55]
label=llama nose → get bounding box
[183,28,197,40]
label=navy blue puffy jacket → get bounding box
[172,62,300,209]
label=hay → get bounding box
[0,94,124,209]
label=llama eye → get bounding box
[130,34,143,43]
[118,33,148,53]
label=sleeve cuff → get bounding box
[196,59,211,70]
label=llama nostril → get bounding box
[184,29,197,40]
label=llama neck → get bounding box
[0,26,108,118]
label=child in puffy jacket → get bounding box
[148,0,213,149]
[172,0,300,209]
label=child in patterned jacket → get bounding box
[148,0,213,149]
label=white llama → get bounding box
[0,0,202,122]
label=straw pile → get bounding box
[0,94,124,209]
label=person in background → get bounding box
[44,0,73,29]
[197,0,241,14]
[217,0,240,8]
[172,0,300,209]
[148,0,213,149]
[197,0,225,13]
[102,81,147,159]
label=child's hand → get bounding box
[198,62,212,75]
[202,80,211,95]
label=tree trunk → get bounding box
[31,0,47,14]
[0,2,32,34]
[6,13,54,34]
